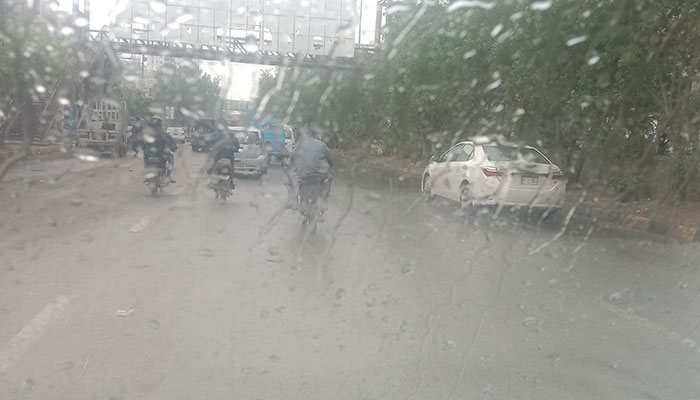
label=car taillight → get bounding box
[482,167,504,177]
[551,172,565,180]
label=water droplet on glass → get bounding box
[34,84,46,94]
[510,12,524,21]
[151,1,167,13]
[515,108,525,115]
[74,17,88,27]
[175,14,193,24]
[484,79,502,92]
[587,53,600,66]
[490,24,503,37]
[57,97,70,106]
[463,49,477,60]
[566,35,587,46]
[582,10,591,18]
[609,291,623,301]
[446,0,496,12]
[75,152,99,162]
[60,26,74,35]
[531,1,552,11]
[387,4,411,14]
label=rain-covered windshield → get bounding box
[2,1,700,399]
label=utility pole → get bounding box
[358,0,363,44]
[374,0,384,48]
[0,0,6,32]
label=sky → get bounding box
[55,0,375,100]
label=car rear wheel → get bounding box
[422,174,433,200]
[459,182,473,212]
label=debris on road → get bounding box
[115,309,135,317]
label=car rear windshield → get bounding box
[483,146,549,164]
[232,131,260,144]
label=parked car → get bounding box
[421,141,565,210]
[167,126,187,144]
[229,126,268,177]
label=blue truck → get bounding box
[257,119,294,164]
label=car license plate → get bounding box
[521,175,538,185]
[234,160,244,167]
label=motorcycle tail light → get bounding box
[221,167,230,174]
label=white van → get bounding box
[284,125,295,154]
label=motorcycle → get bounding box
[212,158,234,202]
[144,155,169,197]
[297,175,331,233]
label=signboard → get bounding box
[113,0,356,57]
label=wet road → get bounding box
[2,147,700,399]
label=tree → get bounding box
[113,85,153,119]
[151,62,222,124]
[1,3,82,145]
[254,0,700,199]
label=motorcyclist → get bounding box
[206,126,240,186]
[142,116,177,183]
[287,126,333,213]
[129,117,145,156]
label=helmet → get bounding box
[148,116,162,128]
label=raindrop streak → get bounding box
[490,24,503,38]
[566,35,588,46]
[57,97,70,106]
[463,49,477,60]
[531,1,552,11]
[34,84,46,94]
[75,154,99,162]
[587,54,600,65]
[484,79,502,92]
[151,1,167,13]
[60,26,74,35]
[446,0,496,12]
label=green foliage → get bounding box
[152,62,222,124]
[1,6,82,140]
[113,85,152,119]
[255,0,700,200]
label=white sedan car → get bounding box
[167,127,187,144]
[421,141,565,209]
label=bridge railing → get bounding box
[89,30,375,69]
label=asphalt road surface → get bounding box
[2,147,700,399]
